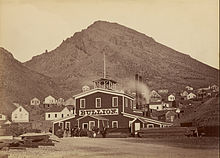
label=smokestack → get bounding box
[135,74,139,109]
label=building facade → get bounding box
[11,105,29,122]
[30,97,40,106]
[52,78,172,136]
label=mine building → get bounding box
[52,77,172,136]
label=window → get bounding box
[65,122,70,130]
[147,124,154,128]
[112,97,118,107]
[96,98,101,108]
[61,114,64,118]
[19,108,22,112]
[80,99,86,108]
[48,114,50,118]
[130,100,133,109]
[125,98,128,107]
[89,121,95,131]
[59,122,64,129]
[112,121,118,128]
[82,123,88,129]
[55,114,57,118]
[0,115,2,119]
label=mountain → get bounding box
[0,47,66,115]
[24,20,219,94]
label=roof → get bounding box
[45,106,66,113]
[93,78,117,83]
[53,114,76,123]
[121,112,173,126]
[73,88,134,100]
[150,102,162,105]
[77,115,109,121]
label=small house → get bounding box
[57,98,65,106]
[149,102,164,111]
[187,92,196,100]
[150,90,162,102]
[168,94,175,102]
[0,113,7,121]
[11,105,29,122]
[45,107,72,121]
[185,86,193,91]
[30,97,40,106]
[180,91,188,97]
[165,111,177,122]
[43,95,57,105]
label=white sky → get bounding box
[0,0,219,69]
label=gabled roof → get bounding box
[150,102,162,105]
[77,115,109,121]
[45,106,66,113]
[52,114,76,123]
[73,88,134,100]
[121,112,173,126]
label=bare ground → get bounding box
[0,137,219,158]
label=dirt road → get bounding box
[1,137,219,158]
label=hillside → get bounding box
[24,20,219,94]
[175,97,220,127]
[0,47,67,115]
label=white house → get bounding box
[0,114,7,121]
[187,93,196,100]
[30,97,40,106]
[11,106,29,122]
[57,98,65,106]
[149,102,164,111]
[45,107,72,121]
[180,91,188,97]
[43,95,57,105]
[168,94,175,102]
[150,90,162,102]
[185,86,193,91]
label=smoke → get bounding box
[123,79,150,104]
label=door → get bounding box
[89,121,95,131]
[134,123,141,134]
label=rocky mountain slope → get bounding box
[24,21,219,94]
[0,47,66,115]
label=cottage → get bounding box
[150,90,162,102]
[43,95,57,105]
[52,78,172,136]
[45,107,72,121]
[185,86,193,91]
[30,97,40,106]
[11,105,29,122]
[168,94,175,102]
[149,102,164,111]
[57,98,65,106]
[180,91,188,97]
[165,111,177,122]
[187,92,196,100]
[0,113,7,121]
[210,84,219,92]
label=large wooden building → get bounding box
[52,78,172,135]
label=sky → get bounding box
[0,0,219,69]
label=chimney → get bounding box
[135,74,139,109]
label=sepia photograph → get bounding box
[0,0,219,158]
